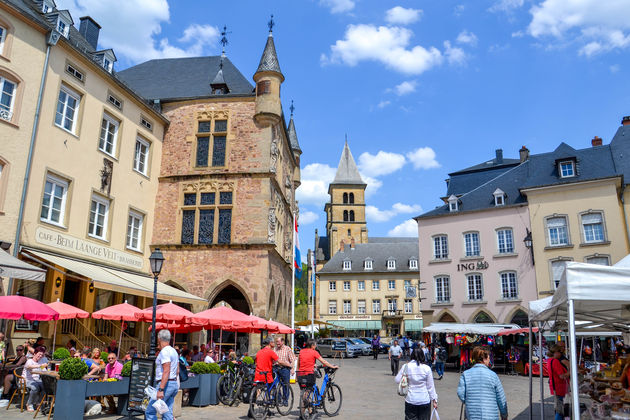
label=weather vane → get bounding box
[290,100,295,117]
[268,15,275,33]
[220,25,231,57]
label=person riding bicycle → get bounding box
[297,339,338,391]
[254,338,292,384]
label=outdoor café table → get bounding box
[33,370,101,380]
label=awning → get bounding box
[423,323,522,335]
[498,327,539,336]
[329,320,381,330]
[0,248,45,281]
[23,249,205,305]
[404,319,423,331]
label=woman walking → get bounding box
[395,348,438,420]
[457,346,508,420]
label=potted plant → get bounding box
[242,356,254,365]
[52,347,71,361]
[188,362,220,406]
[54,358,89,419]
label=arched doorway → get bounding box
[510,310,528,328]
[208,283,252,355]
[438,312,456,323]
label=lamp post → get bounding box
[149,248,165,357]
[523,228,534,265]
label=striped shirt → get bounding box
[274,344,296,367]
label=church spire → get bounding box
[255,15,283,78]
[332,139,365,185]
[253,16,284,126]
[287,100,301,154]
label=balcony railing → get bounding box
[382,310,403,318]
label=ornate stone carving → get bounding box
[182,182,199,193]
[270,136,279,173]
[268,208,276,243]
[100,158,113,197]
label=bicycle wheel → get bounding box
[249,384,269,420]
[322,383,342,416]
[216,375,230,405]
[275,383,294,416]
[299,388,315,420]
[230,376,244,406]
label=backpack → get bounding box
[439,348,448,361]
[178,358,189,382]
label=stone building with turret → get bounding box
[118,25,301,347]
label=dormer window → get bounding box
[409,258,418,270]
[343,260,351,271]
[559,160,575,178]
[42,0,55,14]
[56,18,68,37]
[493,188,506,206]
[94,49,117,74]
[364,259,373,270]
[387,259,396,270]
[448,195,459,212]
[103,57,112,72]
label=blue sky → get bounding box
[60,0,630,260]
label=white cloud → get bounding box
[377,100,391,109]
[393,80,417,96]
[358,151,406,177]
[57,0,220,64]
[444,41,467,65]
[295,163,337,206]
[299,211,319,225]
[366,203,422,223]
[456,30,478,46]
[387,219,419,237]
[362,175,382,197]
[320,0,355,14]
[489,0,525,13]
[454,5,465,16]
[385,6,423,25]
[406,147,440,169]
[323,24,443,75]
[527,0,630,56]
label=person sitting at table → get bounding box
[104,353,123,414]
[1,345,27,400]
[91,348,104,374]
[190,345,202,362]
[65,339,77,354]
[203,350,215,364]
[106,340,118,356]
[80,348,101,375]
[180,349,191,367]
[24,347,47,412]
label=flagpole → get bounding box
[311,248,316,339]
[291,211,296,348]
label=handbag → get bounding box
[397,363,409,396]
[431,408,441,420]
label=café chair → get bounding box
[34,374,57,420]
[6,367,27,412]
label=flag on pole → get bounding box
[293,218,302,274]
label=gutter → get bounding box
[620,186,630,251]
[9,30,59,295]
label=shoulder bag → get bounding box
[397,363,409,396]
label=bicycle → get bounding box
[249,366,294,419]
[299,366,342,419]
[217,361,245,406]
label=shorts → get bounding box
[297,374,315,388]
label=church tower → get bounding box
[325,141,368,258]
[253,18,284,127]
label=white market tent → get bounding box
[422,322,521,335]
[528,260,630,419]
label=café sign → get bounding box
[337,315,372,320]
[35,226,144,270]
[457,260,489,272]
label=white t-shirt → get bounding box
[204,355,215,364]
[395,362,438,405]
[155,346,179,381]
[24,359,41,384]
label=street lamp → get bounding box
[149,248,165,357]
[523,228,535,265]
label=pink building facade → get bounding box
[417,204,537,326]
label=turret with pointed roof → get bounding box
[331,140,366,187]
[253,17,284,126]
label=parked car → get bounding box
[317,338,360,358]
[344,338,371,355]
[359,337,390,354]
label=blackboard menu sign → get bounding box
[127,357,155,414]
[332,340,347,352]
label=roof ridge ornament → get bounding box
[290,99,295,117]
[268,14,275,34]
[220,25,231,57]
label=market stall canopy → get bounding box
[47,299,89,320]
[0,295,58,321]
[23,249,205,305]
[0,248,45,281]
[422,323,521,335]
[529,262,630,332]
[136,301,195,323]
[92,301,142,321]
[497,327,538,336]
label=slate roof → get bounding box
[446,149,520,197]
[331,142,365,185]
[316,235,330,262]
[319,241,419,274]
[117,56,254,101]
[287,116,301,153]
[256,33,282,75]
[369,237,417,244]
[610,124,630,185]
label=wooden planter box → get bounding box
[54,379,87,420]
[189,373,220,406]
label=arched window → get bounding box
[342,192,348,204]
[343,210,348,221]
[510,310,528,328]
[349,193,354,204]
[438,312,456,323]
[349,210,355,221]
[474,311,492,323]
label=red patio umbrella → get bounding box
[265,319,294,334]
[93,301,142,357]
[188,306,256,330]
[47,299,89,351]
[135,301,195,323]
[0,295,58,321]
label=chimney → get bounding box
[79,16,101,50]
[350,238,355,249]
[519,146,529,162]
[495,149,503,164]
[339,239,345,252]
[622,116,630,126]
[591,136,603,147]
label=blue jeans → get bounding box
[435,361,444,377]
[145,380,178,420]
[277,367,291,404]
[554,396,564,420]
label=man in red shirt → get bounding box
[548,345,570,420]
[255,338,291,383]
[297,339,338,418]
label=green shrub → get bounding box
[242,356,254,365]
[121,361,132,377]
[189,361,211,374]
[207,363,221,374]
[59,357,88,380]
[53,347,71,360]
[100,351,109,363]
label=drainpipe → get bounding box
[8,31,59,296]
[621,186,630,252]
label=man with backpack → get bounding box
[434,345,447,380]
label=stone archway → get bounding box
[207,281,252,354]
[275,290,282,321]
[268,285,276,320]
[470,309,496,324]
[509,309,529,327]
[436,309,458,323]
